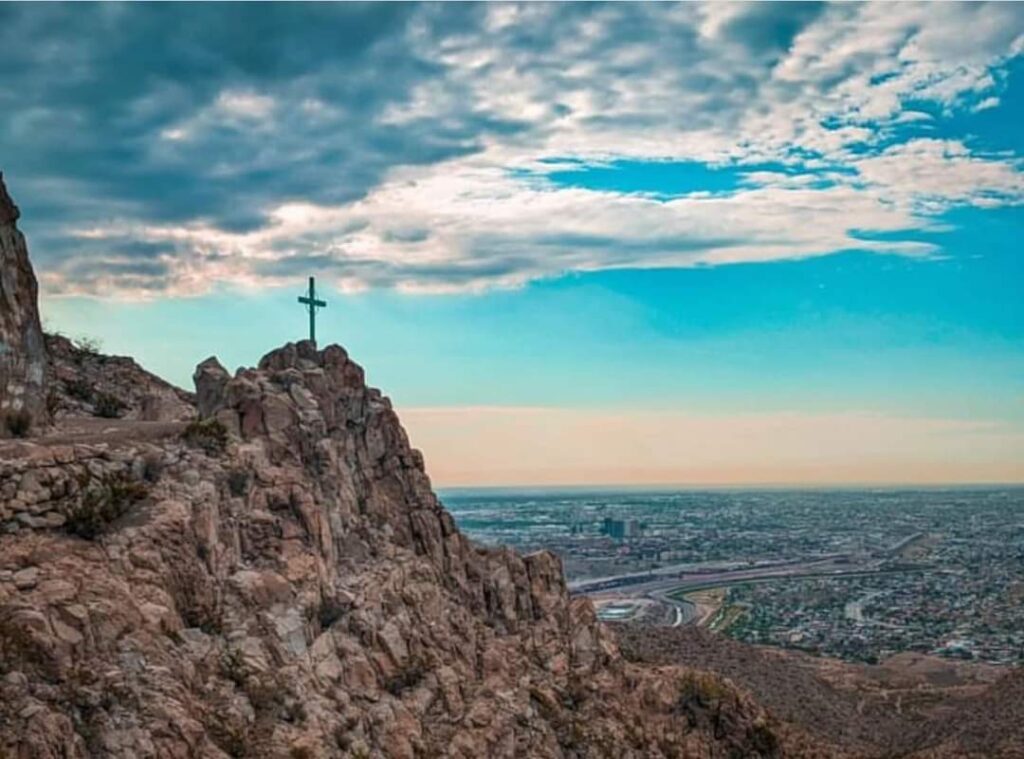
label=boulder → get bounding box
[193,356,230,419]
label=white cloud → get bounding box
[31,2,1024,296]
[972,96,1001,112]
[215,90,275,119]
[62,129,1022,297]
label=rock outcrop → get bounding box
[0,340,801,758]
[46,333,194,423]
[0,173,49,433]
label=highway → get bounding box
[576,555,922,628]
[577,532,935,628]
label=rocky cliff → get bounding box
[0,340,811,758]
[0,173,49,433]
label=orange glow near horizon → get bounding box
[398,406,1024,488]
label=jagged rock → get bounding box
[0,173,49,432]
[12,566,39,590]
[0,340,807,758]
[46,333,194,422]
[193,356,230,419]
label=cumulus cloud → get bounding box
[1,1,1022,296]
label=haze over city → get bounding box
[3,2,1023,485]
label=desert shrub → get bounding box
[347,745,371,759]
[282,695,307,724]
[4,409,32,438]
[318,596,348,629]
[383,656,428,697]
[244,675,306,723]
[65,377,94,403]
[206,717,248,759]
[182,418,229,455]
[141,453,164,483]
[65,471,148,540]
[219,646,248,687]
[226,468,249,497]
[678,671,730,707]
[46,387,61,416]
[675,671,739,732]
[93,392,126,419]
[748,717,781,756]
[72,335,103,355]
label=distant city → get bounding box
[442,487,1024,665]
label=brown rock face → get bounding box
[0,340,802,758]
[0,173,49,432]
[46,333,194,422]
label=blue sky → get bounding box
[2,2,1023,485]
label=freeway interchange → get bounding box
[574,552,924,628]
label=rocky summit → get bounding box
[0,177,818,758]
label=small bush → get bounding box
[141,453,164,483]
[182,418,229,455]
[65,471,148,540]
[243,675,306,724]
[65,377,94,403]
[93,392,126,419]
[226,468,249,497]
[383,656,428,697]
[220,647,248,687]
[318,597,348,629]
[4,409,32,438]
[72,335,103,355]
[207,718,248,759]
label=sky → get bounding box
[2,2,1023,486]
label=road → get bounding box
[576,555,929,628]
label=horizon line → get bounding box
[435,480,1024,493]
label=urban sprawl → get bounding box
[444,488,1024,665]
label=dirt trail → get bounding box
[1,418,188,457]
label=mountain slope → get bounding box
[0,339,818,758]
[618,623,1024,758]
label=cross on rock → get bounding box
[297,276,327,344]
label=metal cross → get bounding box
[297,276,327,344]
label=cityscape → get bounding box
[442,487,1024,665]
